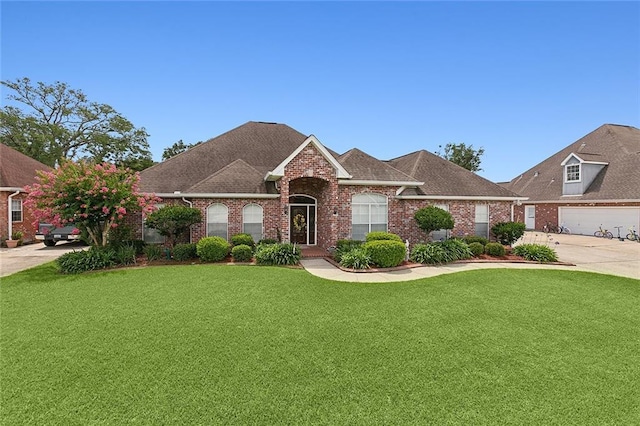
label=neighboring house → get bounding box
[139,121,524,249]
[0,144,52,243]
[502,124,640,235]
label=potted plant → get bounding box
[6,230,23,248]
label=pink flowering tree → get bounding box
[25,161,158,247]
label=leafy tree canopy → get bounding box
[0,78,152,170]
[25,161,158,247]
[144,205,202,247]
[414,206,454,239]
[438,143,485,172]
[162,139,202,161]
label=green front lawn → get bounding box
[2,264,639,424]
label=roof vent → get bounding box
[534,171,539,177]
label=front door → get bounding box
[290,204,316,245]
[525,205,536,230]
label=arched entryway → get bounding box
[289,195,316,245]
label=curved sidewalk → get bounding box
[300,258,578,283]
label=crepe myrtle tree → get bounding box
[25,161,158,247]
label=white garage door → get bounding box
[558,207,640,236]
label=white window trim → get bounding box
[207,203,229,240]
[351,193,388,240]
[11,199,23,222]
[242,203,264,241]
[565,164,581,183]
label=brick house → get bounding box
[502,124,640,235]
[139,122,524,249]
[0,144,52,244]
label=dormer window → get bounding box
[565,164,580,182]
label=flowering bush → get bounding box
[25,161,158,247]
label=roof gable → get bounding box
[504,124,640,201]
[267,135,351,180]
[389,150,521,198]
[337,148,420,185]
[0,144,52,189]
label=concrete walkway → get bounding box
[0,241,85,278]
[300,258,578,283]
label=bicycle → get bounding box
[542,222,558,233]
[556,222,571,234]
[594,224,613,239]
[626,226,640,242]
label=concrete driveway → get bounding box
[0,241,86,278]
[518,231,640,280]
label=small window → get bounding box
[11,199,23,222]
[474,204,489,238]
[243,204,263,242]
[566,164,580,182]
[207,203,228,240]
[351,193,388,241]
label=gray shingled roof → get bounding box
[140,122,308,193]
[0,144,52,188]
[502,124,640,201]
[337,148,419,182]
[388,150,521,198]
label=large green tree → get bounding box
[162,139,201,161]
[0,78,152,170]
[438,143,485,172]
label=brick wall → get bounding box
[1,191,39,244]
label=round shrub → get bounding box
[173,243,198,261]
[257,238,278,246]
[461,236,489,246]
[364,240,406,268]
[231,233,255,248]
[485,242,506,257]
[196,236,230,262]
[414,205,455,237]
[365,232,402,242]
[232,244,253,262]
[339,247,372,270]
[513,244,558,262]
[491,222,526,245]
[468,242,485,257]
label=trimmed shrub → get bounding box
[257,238,278,246]
[414,206,454,238]
[468,242,485,257]
[365,232,402,242]
[255,243,301,266]
[339,247,372,270]
[173,243,198,261]
[364,240,405,268]
[145,205,202,247]
[197,236,230,262]
[460,236,489,246]
[334,239,364,262]
[441,238,473,260]
[231,233,255,248]
[57,247,116,274]
[232,244,254,262]
[144,244,163,261]
[485,242,506,257]
[513,244,558,262]
[491,222,526,245]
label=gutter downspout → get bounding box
[182,197,194,243]
[7,190,21,240]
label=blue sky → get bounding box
[2,1,638,182]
